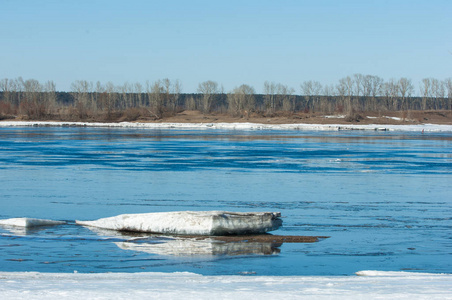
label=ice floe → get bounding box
[76,211,282,235]
[0,218,65,228]
[1,120,451,132]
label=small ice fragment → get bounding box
[0,218,66,228]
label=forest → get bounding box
[0,74,451,122]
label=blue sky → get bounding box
[1,0,451,93]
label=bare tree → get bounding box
[227,84,255,117]
[420,78,432,110]
[382,79,398,110]
[353,73,363,97]
[197,80,220,114]
[146,80,164,119]
[161,78,182,115]
[444,78,452,110]
[397,78,414,111]
[104,81,117,119]
[119,82,132,109]
[263,81,277,113]
[70,80,93,119]
[322,84,335,96]
[431,78,445,98]
[445,78,452,99]
[21,79,43,118]
[276,84,295,112]
[134,82,143,107]
[44,80,57,116]
[0,78,10,105]
[337,76,354,114]
[300,81,312,112]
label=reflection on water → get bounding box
[0,225,45,236]
[83,225,282,256]
[116,239,281,256]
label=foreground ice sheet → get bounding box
[0,218,65,228]
[0,271,450,300]
[76,211,282,235]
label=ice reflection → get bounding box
[81,225,282,256]
[115,238,281,257]
[0,225,58,236]
[0,225,33,236]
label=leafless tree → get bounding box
[227,84,255,117]
[197,80,220,114]
[119,82,133,109]
[353,73,363,97]
[300,81,313,112]
[21,79,43,118]
[44,80,57,116]
[134,82,143,107]
[104,81,117,119]
[70,80,93,119]
[146,80,164,119]
[444,78,452,110]
[263,81,277,113]
[397,78,414,111]
[337,76,354,113]
[275,84,295,112]
[0,78,10,104]
[382,79,398,110]
[420,78,432,110]
[162,78,182,115]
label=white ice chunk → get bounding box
[0,218,65,227]
[76,211,282,235]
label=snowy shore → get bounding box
[1,120,452,132]
[0,271,451,299]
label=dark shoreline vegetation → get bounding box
[0,75,451,123]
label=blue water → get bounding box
[0,126,451,275]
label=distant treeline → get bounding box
[0,75,451,121]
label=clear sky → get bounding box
[1,0,451,93]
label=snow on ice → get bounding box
[0,271,451,300]
[76,211,282,235]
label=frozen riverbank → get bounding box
[1,120,452,132]
[0,271,451,299]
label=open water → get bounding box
[0,126,451,275]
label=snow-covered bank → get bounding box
[0,271,450,299]
[1,120,452,132]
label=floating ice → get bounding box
[76,211,282,235]
[0,218,65,228]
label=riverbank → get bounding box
[1,120,452,132]
[2,110,452,125]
